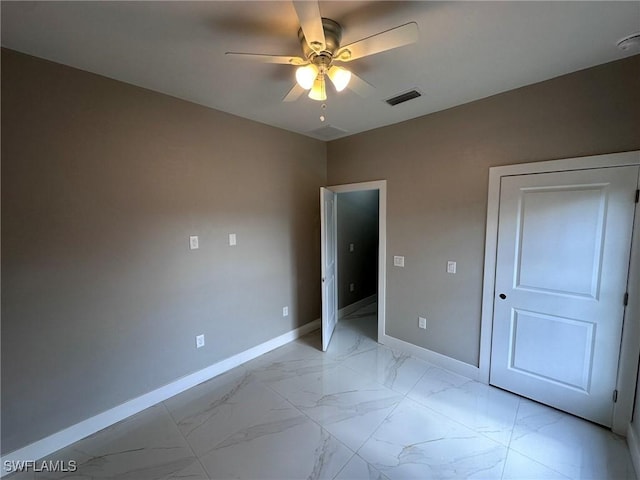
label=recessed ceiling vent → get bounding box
[385,89,422,106]
[308,124,349,141]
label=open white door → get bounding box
[320,187,337,351]
[490,166,639,426]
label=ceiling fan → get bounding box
[225,1,418,102]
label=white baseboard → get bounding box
[338,294,377,320]
[629,422,640,479]
[381,334,480,381]
[0,319,320,476]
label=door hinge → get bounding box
[624,292,629,306]
[613,389,618,403]
[635,189,639,203]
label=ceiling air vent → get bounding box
[308,125,349,141]
[385,89,422,106]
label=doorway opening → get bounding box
[336,189,379,342]
[320,180,387,351]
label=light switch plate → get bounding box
[189,236,199,250]
[196,334,205,348]
[447,261,456,274]
[229,233,237,246]
[393,256,405,267]
[283,306,289,317]
[349,243,355,252]
[418,317,427,329]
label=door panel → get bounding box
[509,309,595,391]
[515,185,606,298]
[320,187,337,351]
[490,166,639,426]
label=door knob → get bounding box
[499,293,507,300]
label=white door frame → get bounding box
[326,180,387,343]
[479,150,640,435]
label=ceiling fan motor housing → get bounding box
[299,18,343,66]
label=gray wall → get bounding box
[337,190,379,309]
[1,49,326,454]
[327,55,640,367]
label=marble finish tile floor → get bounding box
[26,301,637,479]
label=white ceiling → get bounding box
[2,1,639,141]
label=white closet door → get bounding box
[490,166,639,426]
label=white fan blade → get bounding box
[335,22,418,62]
[225,52,307,66]
[347,72,375,98]
[283,83,306,102]
[292,1,325,53]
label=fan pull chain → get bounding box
[320,103,327,122]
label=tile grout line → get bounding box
[159,395,214,479]
[401,371,520,467]
[248,330,395,478]
[342,351,433,476]
[501,398,578,480]
[498,396,522,480]
[246,356,362,479]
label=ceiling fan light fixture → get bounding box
[295,64,318,90]
[327,66,351,92]
[308,75,326,101]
